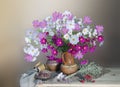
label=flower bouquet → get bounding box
[24,11,104,75]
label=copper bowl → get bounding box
[46,60,59,71]
[61,64,78,75]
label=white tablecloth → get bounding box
[20,68,120,87]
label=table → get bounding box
[20,68,120,87]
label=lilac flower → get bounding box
[39,20,47,28]
[74,24,80,30]
[52,11,63,21]
[32,20,40,28]
[56,38,63,46]
[41,48,48,53]
[96,25,104,35]
[61,28,68,34]
[83,16,92,24]
[39,33,46,40]
[40,38,47,44]
[80,60,88,65]
[25,54,33,62]
[68,14,73,20]
[97,35,104,42]
[75,51,83,60]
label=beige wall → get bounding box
[0,0,119,87]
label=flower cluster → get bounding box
[24,11,104,62]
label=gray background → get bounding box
[0,0,120,87]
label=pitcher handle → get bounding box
[62,52,66,65]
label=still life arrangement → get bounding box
[24,11,104,83]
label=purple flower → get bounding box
[79,36,85,43]
[41,48,48,53]
[82,45,89,53]
[32,20,40,28]
[40,38,47,44]
[74,24,80,30]
[39,33,46,40]
[39,20,47,28]
[97,35,104,42]
[89,46,96,53]
[52,11,63,21]
[51,49,58,56]
[96,25,104,35]
[80,60,88,65]
[47,44,54,50]
[83,16,92,24]
[56,38,63,46]
[75,51,83,60]
[75,45,82,51]
[47,55,55,60]
[25,54,33,62]
[52,35,58,41]
[61,28,68,34]
[68,14,73,20]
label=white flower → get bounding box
[68,29,72,35]
[89,32,92,37]
[66,20,75,30]
[25,37,31,43]
[82,28,89,35]
[69,35,79,45]
[49,31,55,36]
[77,32,82,37]
[26,29,34,38]
[24,45,40,57]
[63,11,72,16]
[93,29,97,36]
[63,34,70,40]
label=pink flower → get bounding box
[82,45,89,53]
[79,36,85,43]
[96,25,104,35]
[75,51,83,60]
[25,54,33,62]
[39,20,47,28]
[83,16,92,24]
[32,20,40,28]
[51,49,58,56]
[97,35,104,42]
[41,48,48,53]
[68,14,73,20]
[80,60,88,65]
[40,38,47,44]
[89,46,96,53]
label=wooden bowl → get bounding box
[46,60,59,71]
[61,64,78,75]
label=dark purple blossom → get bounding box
[56,38,63,46]
[40,38,47,44]
[41,48,48,53]
[97,35,104,42]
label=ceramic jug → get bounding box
[62,52,75,65]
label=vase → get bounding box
[61,52,78,75]
[46,60,59,71]
[61,64,78,75]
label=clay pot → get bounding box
[46,60,59,71]
[62,52,75,65]
[61,64,78,75]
